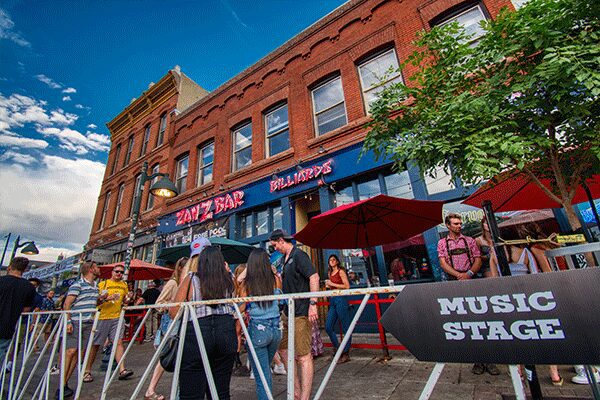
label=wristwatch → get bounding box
[466,270,475,278]
[309,300,317,306]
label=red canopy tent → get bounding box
[99,259,173,281]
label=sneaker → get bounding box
[6,361,12,373]
[486,364,500,376]
[50,365,59,375]
[572,369,600,384]
[272,363,286,375]
[54,385,74,399]
[472,363,485,375]
[249,370,254,380]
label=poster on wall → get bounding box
[164,217,229,248]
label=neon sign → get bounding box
[176,190,245,226]
[270,160,333,192]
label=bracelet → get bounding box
[466,270,475,277]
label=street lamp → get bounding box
[10,235,40,261]
[123,161,178,279]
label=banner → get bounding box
[23,255,80,280]
[380,268,600,365]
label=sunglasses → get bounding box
[113,270,125,274]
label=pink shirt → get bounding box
[437,234,481,272]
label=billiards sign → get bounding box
[380,268,600,364]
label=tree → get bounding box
[363,0,600,230]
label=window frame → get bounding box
[124,136,134,166]
[237,203,282,240]
[157,113,167,147]
[146,164,160,210]
[175,154,189,194]
[99,191,111,230]
[264,103,290,158]
[197,141,214,187]
[140,125,151,157]
[311,75,348,136]
[357,48,403,113]
[437,3,488,44]
[112,184,125,225]
[232,121,253,172]
[111,144,121,175]
[130,174,142,217]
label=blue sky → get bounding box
[0,0,346,264]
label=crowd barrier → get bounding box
[2,274,598,399]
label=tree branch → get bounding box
[522,166,563,205]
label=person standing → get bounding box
[237,248,282,400]
[170,246,236,400]
[83,265,133,383]
[269,229,319,400]
[437,214,500,376]
[0,257,36,365]
[324,254,352,364]
[59,261,103,398]
[138,280,162,341]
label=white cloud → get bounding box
[37,126,110,153]
[0,150,37,164]
[87,123,97,129]
[0,133,49,149]
[0,93,78,133]
[62,96,71,101]
[62,87,76,94]
[24,246,80,264]
[0,9,30,47]
[34,74,62,89]
[0,155,105,248]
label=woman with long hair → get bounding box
[324,254,352,364]
[237,248,282,400]
[170,247,236,399]
[476,217,499,278]
[144,257,188,400]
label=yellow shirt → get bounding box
[97,279,128,320]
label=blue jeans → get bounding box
[0,338,11,365]
[248,318,281,400]
[325,296,352,353]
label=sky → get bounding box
[0,0,347,265]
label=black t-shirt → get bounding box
[282,247,316,317]
[0,275,36,339]
[141,287,161,305]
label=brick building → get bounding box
[89,0,526,282]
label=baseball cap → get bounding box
[269,229,294,241]
[190,237,211,257]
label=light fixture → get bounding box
[150,176,178,198]
[21,242,39,255]
[318,145,327,154]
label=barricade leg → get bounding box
[128,307,184,400]
[373,294,391,361]
[13,316,51,399]
[59,313,67,400]
[7,316,23,400]
[287,299,295,400]
[1,336,16,398]
[508,365,527,400]
[189,306,220,399]
[170,305,190,400]
[418,363,445,400]
[74,313,100,400]
[584,365,600,400]
[233,303,273,400]
[314,294,371,400]
[100,309,127,400]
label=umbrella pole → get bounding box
[483,201,544,400]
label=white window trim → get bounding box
[311,76,348,136]
[176,156,189,193]
[99,192,111,230]
[124,136,134,166]
[157,114,167,146]
[112,184,125,225]
[265,104,289,158]
[197,142,214,186]
[357,48,403,112]
[111,145,121,175]
[140,125,151,156]
[232,122,252,172]
[438,4,487,43]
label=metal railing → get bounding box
[545,242,600,270]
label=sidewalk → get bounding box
[32,341,593,399]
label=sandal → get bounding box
[552,377,564,386]
[118,369,134,380]
[144,393,165,400]
[83,372,93,383]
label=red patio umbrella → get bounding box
[463,171,600,212]
[294,194,444,249]
[99,259,173,281]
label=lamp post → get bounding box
[10,235,40,262]
[123,161,178,279]
[1,232,11,269]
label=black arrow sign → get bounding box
[380,268,600,365]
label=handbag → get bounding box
[159,275,192,372]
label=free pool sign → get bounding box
[380,268,600,365]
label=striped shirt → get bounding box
[189,274,234,320]
[67,277,98,322]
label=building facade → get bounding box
[90,0,570,284]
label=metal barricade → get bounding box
[545,242,600,270]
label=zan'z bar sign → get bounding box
[175,190,245,226]
[380,268,600,365]
[270,160,333,192]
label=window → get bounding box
[237,204,282,240]
[99,192,111,230]
[384,171,414,199]
[176,155,189,194]
[425,166,455,195]
[357,178,382,201]
[511,0,529,9]
[140,125,151,156]
[358,49,403,112]
[157,114,167,146]
[265,104,289,157]
[113,184,125,225]
[146,164,160,210]
[130,174,142,217]
[233,122,252,171]
[124,136,134,166]
[311,76,347,136]
[240,213,254,239]
[438,4,487,44]
[197,141,214,186]
[111,144,121,175]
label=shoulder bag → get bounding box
[159,275,192,372]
